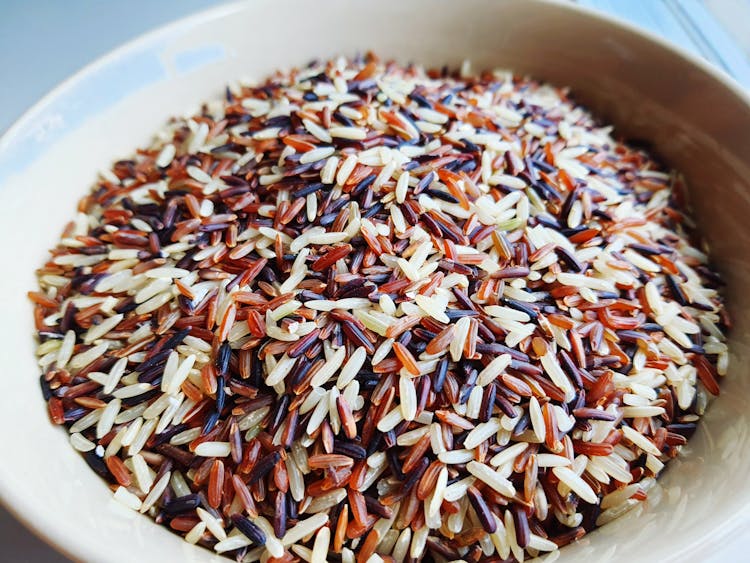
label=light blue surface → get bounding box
[576,0,750,84]
[0,0,219,133]
[671,0,750,83]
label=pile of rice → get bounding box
[31,54,729,562]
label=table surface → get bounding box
[1,0,748,560]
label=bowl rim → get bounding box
[2,0,749,560]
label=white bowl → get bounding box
[1,1,749,561]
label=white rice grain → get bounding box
[113,486,142,511]
[140,470,171,513]
[96,398,121,439]
[467,461,515,497]
[552,466,598,504]
[197,507,227,541]
[195,441,232,458]
[399,376,417,421]
[310,525,330,563]
[464,418,502,449]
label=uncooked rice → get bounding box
[31,53,729,562]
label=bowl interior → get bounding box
[1,1,749,561]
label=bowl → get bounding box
[1,0,749,561]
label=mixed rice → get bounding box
[30,54,729,562]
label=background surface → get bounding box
[0,0,748,560]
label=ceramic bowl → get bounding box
[1,1,749,561]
